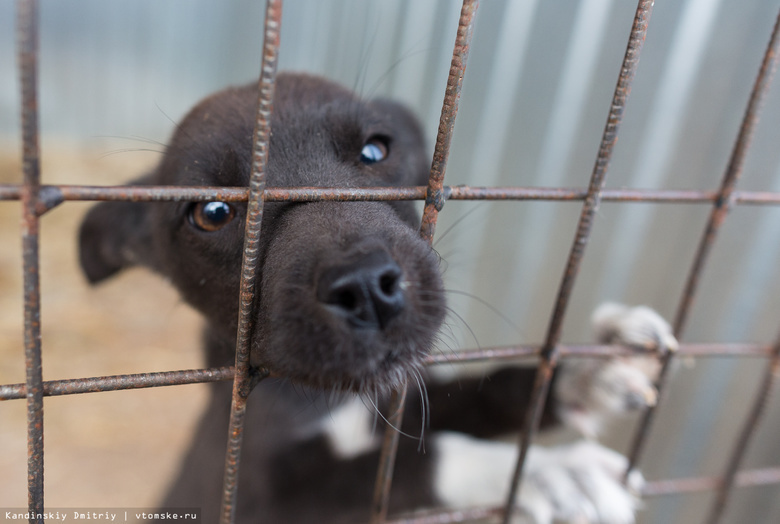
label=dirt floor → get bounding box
[0,146,209,509]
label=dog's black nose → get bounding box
[317,251,406,329]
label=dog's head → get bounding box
[79,73,446,394]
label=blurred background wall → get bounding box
[1,1,780,522]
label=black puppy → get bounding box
[79,73,674,523]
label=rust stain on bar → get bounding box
[372,1,479,522]
[503,2,654,522]
[625,7,780,481]
[219,2,281,523]
[17,0,45,520]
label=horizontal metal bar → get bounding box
[0,367,235,400]
[2,184,780,207]
[423,342,774,365]
[386,507,504,524]
[1,343,771,401]
[382,467,780,524]
[642,467,780,497]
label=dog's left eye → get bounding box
[360,137,389,164]
[188,201,236,232]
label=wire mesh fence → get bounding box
[2,0,780,523]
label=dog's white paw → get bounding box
[555,303,677,438]
[523,440,643,524]
[591,303,678,353]
[434,433,642,524]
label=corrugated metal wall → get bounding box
[2,1,779,522]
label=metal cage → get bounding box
[2,1,780,523]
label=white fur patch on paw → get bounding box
[434,434,642,524]
[434,432,517,511]
[555,303,677,437]
[523,440,643,524]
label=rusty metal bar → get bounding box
[642,467,780,498]
[704,329,780,523]
[17,0,45,520]
[219,2,281,523]
[3,184,780,207]
[372,1,479,522]
[371,385,409,523]
[0,367,235,401]
[422,342,774,365]
[626,7,780,479]
[502,2,654,522]
[0,342,772,402]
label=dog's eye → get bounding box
[189,201,236,232]
[360,137,389,164]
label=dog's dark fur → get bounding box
[79,74,647,523]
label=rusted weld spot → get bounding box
[238,366,270,398]
[715,191,738,212]
[426,188,446,212]
[35,185,64,215]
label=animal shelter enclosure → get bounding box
[2,0,780,522]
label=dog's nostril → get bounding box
[317,252,406,330]
[332,287,359,312]
[379,270,399,296]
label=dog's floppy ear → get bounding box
[78,177,157,284]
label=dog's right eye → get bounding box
[188,201,236,232]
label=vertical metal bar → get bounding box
[219,1,281,522]
[370,1,479,522]
[704,333,780,524]
[17,1,44,521]
[371,385,409,524]
[625,7,780,477]
[502,2,654,522]
[418,0,479,245]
